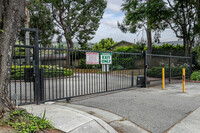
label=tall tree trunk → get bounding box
[146,28,152,68]
[64,34,74,67]
[0,0,25,122]
[146,0,152,68]
[183,37,187,56]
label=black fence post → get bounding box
[131,71,134,87]
[143,51,147,87]
[169,52,172,83]
[189,54,193,78]
[40,69,44,101]
[33,29,40,105]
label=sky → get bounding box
[89,0,178,44]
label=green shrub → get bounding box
[191,71,200,81]
[113,42,145,53]
[151,44,184,55]
[113,65,124,70]
[14,47,25,56]
[193,46,200,69]
[6,109,55,133]
[11,65,73,80]
[147,66,189,78]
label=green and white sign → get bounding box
[100,53,112,64]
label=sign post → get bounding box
[100,53,112,91]
[100,53,112,64]
[101,53,112,72]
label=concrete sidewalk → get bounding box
[21,101,200,133]
[21,103,117,133]
[168,106,200,133]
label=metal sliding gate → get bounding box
[9,28,193,106]
[9,28,144,105]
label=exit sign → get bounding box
[100,53,112,64]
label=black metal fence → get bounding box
[144,51,192,87]
[9,28,193,106]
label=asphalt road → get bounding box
[72,83,200,133]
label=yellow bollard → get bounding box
[183,68,185,93]
[162,68,165,90]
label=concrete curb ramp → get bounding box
[21,104,117,133]
[167,106,200,133]
[56,102,149,133]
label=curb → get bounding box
[56,102,150,133]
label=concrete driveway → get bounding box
[71,83,200,133]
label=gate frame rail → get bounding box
[21,28,40,105]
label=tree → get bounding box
[27,0,58,47]
[161,0,200,56]
[47,0,107,49]
[93,38,117,51]
[0,0,26,122]
[118,0,168,66]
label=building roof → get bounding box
[108,40,133,50]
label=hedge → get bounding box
[147,66,189,78]
[11,65,73,80]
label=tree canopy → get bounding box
[158,0,200,55]
[46,0,107,49]
[118,0,169,58]
[93,38,117,51]
[27,0,58,47]
[119,0,200,56]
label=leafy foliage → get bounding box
[157,0,200,55]
[151,44,184,55]
[47,0,107,48]
[191,71,200,81]
[6,109,55,133]
[27,0,58,47]
[193,45,200,68]
[147,64,190,78]
[93,38,117,51]
[119,0,168,33]
[113,42,146,53]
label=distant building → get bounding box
[107,40,133,50]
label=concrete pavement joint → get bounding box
[68,120,95,133]
[108,120,151,133]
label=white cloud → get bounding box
[106,0,123,12]
[107,3,121,12]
